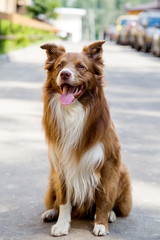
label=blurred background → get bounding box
[0,1,160,239]
[0,0,160,57]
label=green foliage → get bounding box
[27,0,61,19]
[0,19,56,54]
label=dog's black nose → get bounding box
[60,70,71,80]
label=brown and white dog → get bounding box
[40,41,132,237]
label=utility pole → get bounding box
[88,9,95,41]
[115,0,121,9]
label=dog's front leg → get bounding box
[93,187,110,236]
[51,200,71,236]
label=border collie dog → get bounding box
[41,41,132,237]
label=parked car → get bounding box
[127,19,138,46]
[132,11,160,52]
[128,21,138,48]
[152,28,160,57]
[114,15,138,45]
[120,17,138,45]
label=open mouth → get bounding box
[59,83,83,105]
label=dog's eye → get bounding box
[78,64,85,69]
[57,63,62,69]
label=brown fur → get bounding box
[41,41,132,234]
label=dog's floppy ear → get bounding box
[82,40,105,66]
[40,43,66,70]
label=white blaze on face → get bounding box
[57,68,74,86]
[57,68,77,105]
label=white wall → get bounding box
[54,8,86,43]
[0,0,16,13]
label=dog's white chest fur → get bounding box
[49,96,104,205]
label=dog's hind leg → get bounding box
[42,182,59,222]
[44,180,57,210]
[114,163,132,217]
[42,209,58,222]
[108,210,116,223]
[42,165,60,222]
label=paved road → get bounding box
[0,41,160,240]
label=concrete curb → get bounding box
[0,46,35,63]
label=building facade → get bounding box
[0,0,31,14]
[54,8,86,43]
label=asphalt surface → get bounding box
[0,41,160,240]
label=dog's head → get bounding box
[41,41,105,106]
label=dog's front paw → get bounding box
[51,222,70,236]
[93,224,109,236]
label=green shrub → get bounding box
[0,19,56,54]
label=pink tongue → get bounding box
[60,93,75,105]
[60,85,75,105]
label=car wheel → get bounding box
[142,41,149,53]
[152,48,156,56]
[134,40,141,51]
[116,36,121,44]
[156,48,160,57]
